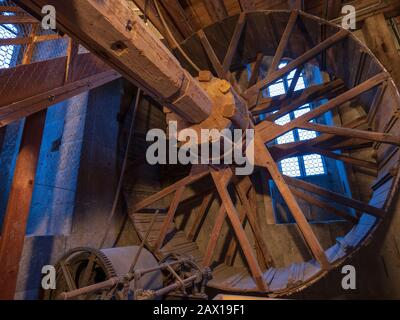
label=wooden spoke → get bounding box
[285,176,385,218]
[254,135,330,270]
[81,253,96,287]
[198,29,226,79]
[367,83,387,125]
[302,146,377,170]
[290,188,359,224]
[251,78,345,114]
[286,67,303,98]
[300,122,400,146]
[257,72,388,143]
[60,261,77,292]
[211,169,268,291]
[234,176,274,268]
[187,193,214,241]
[133,169,209,212]
[248,53,264,88]
[245,29,349,98]
[222,13,247,73]
[268,11,299,77]
[153,186,186,251]
[202,203,227,268]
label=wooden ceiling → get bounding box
[131,0,400,48]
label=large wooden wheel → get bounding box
[129,10,400,295]
[15,1,400,297]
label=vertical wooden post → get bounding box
[0,110,47,299]
[0,26,46,299]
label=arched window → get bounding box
[0,18,18,69]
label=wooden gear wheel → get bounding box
[15,2,400,297]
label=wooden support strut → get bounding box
[210,169,268,291]
[15,0,213,124]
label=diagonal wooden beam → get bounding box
[222,13,247,73]
[211,169,268,291]
[0,54,120,127]
[197,29,226,79]
[285,176,385,218]
[0,33,62,46]
[245,29,349,98]
[0,15,38,24]
[257,72,388,143]
[268,11,299,78]
[187,192,214,241]
[300,122,400,146]
[251,78,345,113]
[133,169,209,212]
[290,188,359,224]
[15,0,213,124]
[153,186,185,251]
[254,134,330,270]
[234,176,274,268]
[202,202,227,268]
[248,53,264,88]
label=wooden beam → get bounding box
[153,186,185,251]
[21,24,38,65]
[268,11,299,78]
[234,176,274,268]
[0,110,47,299]
[300,122,400,146]
[160,0,194,38]
[248,53,263,88]
[254,135,330,270]
[257,73,388,143]
[245,29,349,98]
[0,54,120,127]
[290,188,359,224]
[202,203,227,267]
[222,13,247,74]
[251,79,345,114]
[211,169,268,291]
[0,33,62,46]
[285,176,385,218]
[133,169,209,212]
[187,192,214,241]
[197,29,226,79]
[15,0,213,124]
[0,15,38,24]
